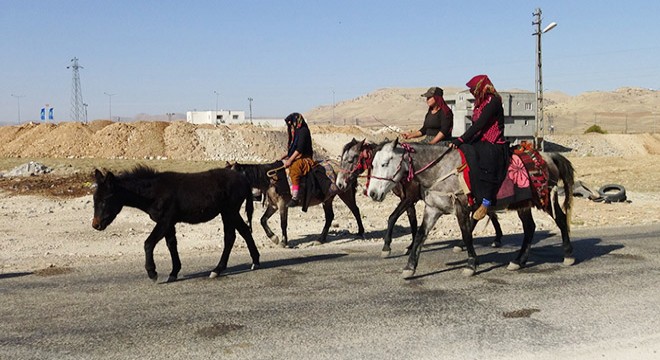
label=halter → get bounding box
[369,143,415,183]
[370,143,452,183]
[338,144,375,190]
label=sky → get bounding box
[2,0,659,124]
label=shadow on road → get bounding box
[396,234,624,280]
[0,271,33,280]
[177,253,348,283]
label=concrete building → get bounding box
[186,110,245,125]
[186,110,285,127]
[445,90,536,143]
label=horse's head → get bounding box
[368,138,407,201]
[92,169,124,231]
[336,138,367,190]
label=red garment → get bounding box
[466,75,504,144]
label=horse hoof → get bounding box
[269,235,280,245]
[491,241,502,248]
[380,250,391,258]
[507,262,521,271]
[402,269,415,279]
[166,275,177,283]
[462,268,476,277]
[251,263,260,270]
[209,272,219,279]
[563,257,576,266]
[452,246,464,253]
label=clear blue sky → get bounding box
[2,0,659,124]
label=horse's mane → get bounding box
[117,164,159,180]
[342,138,361,154]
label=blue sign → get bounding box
[48,108,54,120]
[40,108,45,121]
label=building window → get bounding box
[217,115,223,120]
[232,115,239,120]
[524,103,532,110]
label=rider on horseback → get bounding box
[401,86,454,145]
[281,112,314,207]
[449,75,509,221]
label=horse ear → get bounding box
[393,137,399,148]
[94,169,104,182]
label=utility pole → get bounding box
[104,92,116,121]
[67,57,85,122]
[11,94,25,124]
[533,9,557,151]
[247,97,253,124]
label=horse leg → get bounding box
[508,208,536,271]
[489,211,504,248]
[552,195,575,266]
[338,187,365,239]
[456,203,479,276]
[402,206,442,279]
[261,203,279,245]
[403,204,417,256]
[279,200,289,247]
[164,225,181,283]
[142,221,169,282]
[319,201,335,243]
[233,213,261,270]
[210,214,237,278]
[382,198,413,257]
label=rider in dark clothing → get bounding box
[280,112,314,207]
[450,75,508,220]
[402,86,454,145]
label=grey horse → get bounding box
[336,138,503,256]
[367,138,575,278]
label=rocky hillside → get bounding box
[305,87,660,135]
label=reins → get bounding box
[266,165,285,178]
[370,143,453,183]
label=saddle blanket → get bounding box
[458,149,533,208]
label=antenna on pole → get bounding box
[67,57,85,122]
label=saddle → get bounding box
[457,142,550,210]
[270,161,339,212]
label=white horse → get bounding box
[367,138,576,278]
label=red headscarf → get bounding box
[431,95,452,117]
[466,75,500,107]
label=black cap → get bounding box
[421,87,443,98]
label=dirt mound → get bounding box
[0,121,400,163]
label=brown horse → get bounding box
[336,138,503,257]
[231,161,365,247]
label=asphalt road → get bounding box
[1,224,659,360]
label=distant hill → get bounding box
[305,87,660,134]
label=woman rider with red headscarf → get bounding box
[450,75,508,221]
[402,86,454,145]
[280,112,314,207]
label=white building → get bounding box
[186,110,245,125]
[186,110,285,127]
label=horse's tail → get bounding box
[549,152,575,227]
[245,187,254,233]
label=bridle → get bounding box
[370,142,453,183]
[339,144,374,180]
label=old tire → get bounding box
[598,184,627,202]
